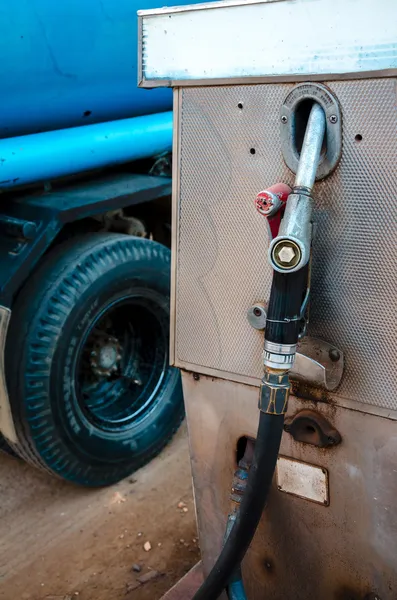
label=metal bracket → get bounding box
[280,82,342,181]
[247,306,344,392]
[292,337,343,392]
[284,409,341,448]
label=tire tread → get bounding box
[5,233,182,486]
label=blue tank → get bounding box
[0,0,190,139]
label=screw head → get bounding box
[272,240,301,270]
[277,245,296,264]
[329,348,341,362]
[281,115,288,124]
[329,114,338,124]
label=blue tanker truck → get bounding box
[0,0,191,486]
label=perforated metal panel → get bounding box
[174,79,397,412]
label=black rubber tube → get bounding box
[193,411,284,600]
[265,265,309,344]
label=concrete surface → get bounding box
[0,424,199,600]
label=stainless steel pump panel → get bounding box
[172,79,397,415]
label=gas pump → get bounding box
[138,1,397,598]
[194,102,328,600]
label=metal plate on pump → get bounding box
[276,456,329,505]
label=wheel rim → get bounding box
[75,293,169,432]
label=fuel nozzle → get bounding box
[263,102,326,379]
[269,103,326,274]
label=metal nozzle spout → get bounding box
[269,102,326,273]
[295,102,327,192]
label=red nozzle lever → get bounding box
[255,183,292,238]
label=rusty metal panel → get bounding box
[182,372,397,599]
[174,78,397,413]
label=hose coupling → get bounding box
[264,340,297,370]
[259,369,290,415]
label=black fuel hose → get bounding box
[265,265,309,345]
[194,266,307,600]
[192,410,284,600]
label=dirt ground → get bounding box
[0,424,200,600]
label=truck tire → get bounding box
[5,234,184,486]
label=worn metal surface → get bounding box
[139,0,397,86]
[182,372,397,599]
[276,456,329,505]
[173,78,397,414]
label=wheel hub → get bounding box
[90,336,122,377]
[77,296,169,429]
